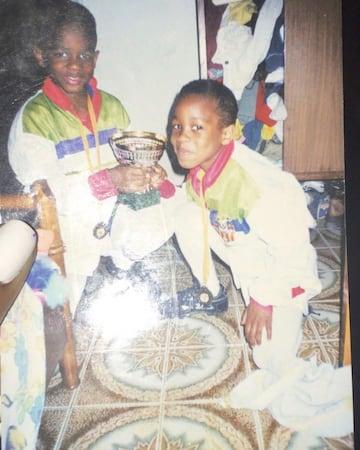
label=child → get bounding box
[7,1,171,311]
[166,80,354,436]
[167,79,322,368]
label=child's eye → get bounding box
[191,124,203,131]
[79,52,94,61]
[171,123,182,131]
[49,50,94,62]
[52,51,69,59]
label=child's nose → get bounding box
[177,127,190,141]
[66,55,83,68]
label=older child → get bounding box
[7,1,170,310]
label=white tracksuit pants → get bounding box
[174,194,305,372]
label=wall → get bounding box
[80,0,199,136]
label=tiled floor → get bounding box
[37,218,354,449]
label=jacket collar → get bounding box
[42,76,102,120]
[188,140,234,195]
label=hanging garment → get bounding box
[255,80,277,126]
[265,14,284,75]
[212,0,283,100]
[228,0,258,25]
[237,79,259,125]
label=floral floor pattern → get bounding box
[37,220,354,449]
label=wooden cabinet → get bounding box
[283,0,344,180]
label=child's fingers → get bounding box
[153,163,167,175]
[151,164,167,180]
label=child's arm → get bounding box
[88,164,175,200]
[237,166,321,310]
[88,165,151,200]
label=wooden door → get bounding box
[283,0,344,180]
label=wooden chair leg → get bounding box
[59,301,80,389]
[34,181,80,388]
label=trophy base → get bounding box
[118,189,161,211]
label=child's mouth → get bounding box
[65,76,82,86]
[176,147,192,158]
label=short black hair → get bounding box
[35,0,97,51]
[165,79,238,175]
[169,79,238,128]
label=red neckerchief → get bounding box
[42,76,102,132]
[187,141,234,196]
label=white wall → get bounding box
[80,0,199,136]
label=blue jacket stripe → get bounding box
[55,128,117,159]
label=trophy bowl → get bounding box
[110,130,166,167]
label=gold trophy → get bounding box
[93,131,166,239]
[110,130,166,167]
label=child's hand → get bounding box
[108,165,149,192]
[241,301,272,348]
[149,164,167,188]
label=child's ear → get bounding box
[221,124,235,145]
[94,50,100,66]
[33,47,47,67]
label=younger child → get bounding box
[167,80,353,437]
[168,79,321,371]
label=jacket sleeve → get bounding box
[8,106,93,215]
[8,107,62,187]
[88,169,118,200]
[241,172,322,311]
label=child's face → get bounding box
[36,24,99,99]
[170,94,234,171]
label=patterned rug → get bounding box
[38,236,354,449]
